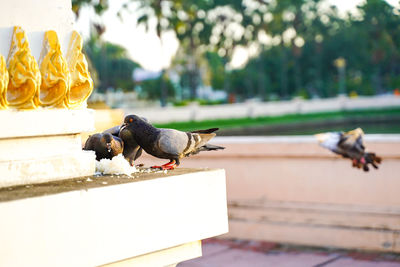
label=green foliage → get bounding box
[133,0,251,99]
[173,99,225,107]
[206,52,226,90]
[84,36,139,92]
[197,99,226,106]
[76,0,400,102]
[154,107,400,132]
[72,0,108,17]
[218,0,400,101]
[173,100,191,107]
[139,75,176,102]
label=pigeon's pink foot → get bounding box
[352,159,358,167]
[151,160,176,170]
[160,164,177,170]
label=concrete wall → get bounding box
[85,110,400,253]
[0,169,228,267]
[0,0,74,59]
[137,135,400,252]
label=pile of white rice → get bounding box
[95,154,138,176]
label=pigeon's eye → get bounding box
[129,118,133,123]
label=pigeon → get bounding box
[102,125,143,166]
[83,132,123,161]
[120,114,225,170]
[118,125,143,166]
[102,125,121,136]
[315,128,382,171]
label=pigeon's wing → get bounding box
[338,131,365,159]
[83,135,93,150]
[157,129,189,157]
[352,135,365,154]
[103,126,121,137]
[83,134,101,150]
[111,136,124,155]
[134,147,143,160]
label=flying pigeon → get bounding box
[83,132,123,161]
[315,128,382,171]
[120,114,225,170]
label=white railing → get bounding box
[123,95,400,123]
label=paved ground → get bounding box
[178,239,400,267]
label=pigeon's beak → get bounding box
[314,133,328,143]
[120,123,127,131]
[106,143,112,152]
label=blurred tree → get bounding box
[226,0,400,100]
[138,74,176,104]
[357,0,400,94]
[72,0,109,17]
[72,0,109,36]
[205,52,226,90]
[84,36,139,92]
[133,0,249,99]
[74,0,400,103]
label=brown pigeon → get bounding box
[83,132,123,161]
[315,128,382,171]
[120,114,225,170]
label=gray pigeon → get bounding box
[102,125,121,136]
[83,132,123,161]
[315,128,382,171]
[120,114,225,169]
[118,126,143,166]
[102,125,143,166]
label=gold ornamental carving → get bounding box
[0,55,8,109]
[38,30,70,108]
[6,26,41,109]
[66,31,93,109]
[0,27,94,110]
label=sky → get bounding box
[74,0,399,71]
[75,1,179,71]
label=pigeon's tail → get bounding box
[191,128,219,134]
[201,144,225,151]
[368,153,382,164]
[188,144,225,156]
[364,152,382,169]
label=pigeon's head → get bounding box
[315,132,341,151]
[346,127,364,138]
[103,133,113,152]
[121,114,146,129]
[124,114,141,125]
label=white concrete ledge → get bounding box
[0,151,95,187]
[0,109,96,186]
[102,241,202,267]
[0,168,228,267]
[0,109,95,139]
[0,134,83,161]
